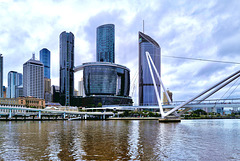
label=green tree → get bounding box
[97,102,102,107]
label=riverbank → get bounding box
[107,117,161,120]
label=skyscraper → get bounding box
[40,48,51,79]
[59,31,74,106]
[139,31,161,106]
[23,54,44,99]
[40,48,51,102]
[0,54,3,98]
[17,73,23,86]
[7,71,18,98]
[96,24,115,63]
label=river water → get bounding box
[0,119,239,160]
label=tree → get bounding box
[97,102,102,107]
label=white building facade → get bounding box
[23,54,44,99]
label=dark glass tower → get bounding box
[59,31,74,106]
[40,48,51,79]
[139,32,161,106]
[0,54,3,98]
[96,24,115,63]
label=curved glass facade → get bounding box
[139,32,161,106]
[40,48,51,79]
[96,24,115,63]
[83,62,130,97]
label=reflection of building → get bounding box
[23,54,44,99]
[59,31,74,106]
[163,90,173,105]
[0,97,45,109]
[0,54,3,98]
[40,48,51,79]
[7,71,22,98]
[139,31,161,106]
[73,62,132,106]
[96,24,115,63]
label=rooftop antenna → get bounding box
[143,20,144,33]
[32,52,35,60]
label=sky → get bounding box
[1,0,240,105]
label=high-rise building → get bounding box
[163,90,173,105]
[0,54,3,98]
[44,78,52,103]
[78,78,85,97]
[40,48,51,79]
[3,86,6,98]
[16,85,24,98]
[23,54,44,99]
[40,48,51,102]
[138,31,161,106]
[51,85,60,103]
[96,24,115,63]
[59,31,74,106]
[17,73,23,86]
[7,71,18,98]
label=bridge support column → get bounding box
[159,116,181,123]
[85,113,87,120]
[38,111,41,119]
[63,112,66,119]
[103,114,105,120]
[9,109,12,119]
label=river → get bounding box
[0,119,239,160]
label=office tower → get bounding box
[138,31,161,106]
[40,48,51,102]
[0,54,3,98]
[96,24,115,63]
[17,73,23,86]
[44,78,52,103]
[163,90,173,105]
[7,71,18,98]
[40,48,51,79]
[3,86,6,98]
[23,54,44,99]
[59,31,74,106]
[51,85,60,103]
[16,85,24,98]
[78,78,85,97]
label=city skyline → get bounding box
[1,0,240,104]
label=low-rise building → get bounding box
[0,97,45,109]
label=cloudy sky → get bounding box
[1,0,240,105]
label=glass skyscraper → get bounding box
[139,31,161,106]
[0,54,3,98]
[7,71,19,98]
[40,48,51,79]
[96,24,115,63]
[59,31,74,106]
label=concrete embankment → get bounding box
[107,117,161,120]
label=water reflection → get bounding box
[127,120,140,160]
[0,120,240,160]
